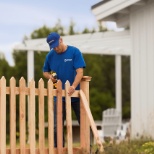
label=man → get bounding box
[43,32,86,147]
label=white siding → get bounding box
[130,0,154,138]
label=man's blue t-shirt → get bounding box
[43,45,86,102]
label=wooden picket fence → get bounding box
[0,76,103,154]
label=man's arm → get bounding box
[68,68,84,96]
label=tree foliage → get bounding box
[0,52,15,85]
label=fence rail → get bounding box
[0,76,103,154]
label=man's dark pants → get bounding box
[54,100,80,147]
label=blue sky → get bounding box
[0,0,117,66]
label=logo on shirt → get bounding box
[64,59,72,62]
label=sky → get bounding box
[0,0,117,66]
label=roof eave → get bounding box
[91,0,142,21]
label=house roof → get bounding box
[91,0,145,24]
[14,30,131,56]
[91,0,110,10]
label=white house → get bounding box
[91,0,154,139]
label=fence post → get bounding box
[80,76,92,153]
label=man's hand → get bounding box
[68,85,75,96]
[50,75,57,83]
[67,68,83,96]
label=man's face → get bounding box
[53,38,63,54]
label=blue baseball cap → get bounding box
[46,32,60,49]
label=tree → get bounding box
[12,50,27,84]
[31,25,52,39]
[68,19,76,35]
[82,27,91,34]
[83,54,116,119]
[0,52,14,83]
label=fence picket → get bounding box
[39,79,45,154]
[0,76,6,154]
[29,79,36,154]
[19,77,26,154]
[47,80,54,154]
[56,80,63,154]
[10,77,16,154]
[65,80,73,154]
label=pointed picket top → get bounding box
[38,78,44,88]
[0,76,6,93]
[10,77,16,96]
[10,77,16,85]
[65,80,70,95]
[29,79,35,87]
[56,80,62,92]
[48,79,53,86]
[10,76,15,80]
[65,80,70,87]
[19,77,26,85]
[47,79,53,92]
[0,76,6,88]
[19,77,26,95]
[0,76,6,81]
[19,77,26,82]
[39,78,44,83]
